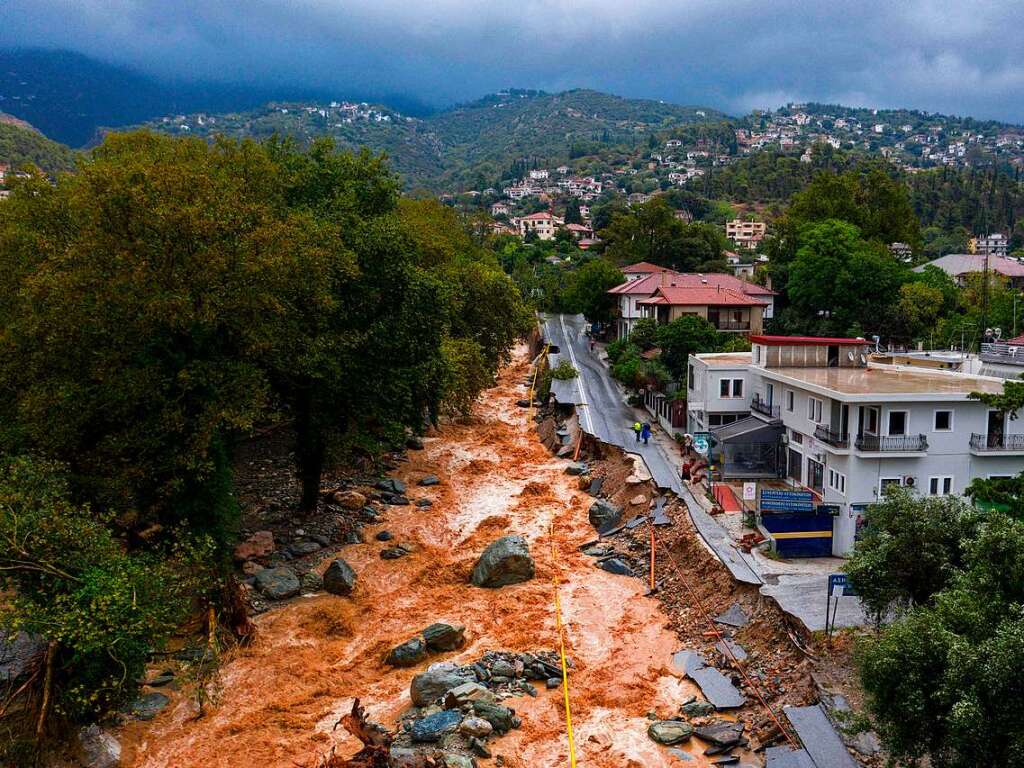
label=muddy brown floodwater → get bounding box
[124,345,715,768]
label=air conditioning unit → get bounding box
[903,476,916,487]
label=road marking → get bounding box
[559,314,594,434]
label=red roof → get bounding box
[639,286,769,307]
[608,271,776,297]
[621,261,675,274]
[520,211,556,221]
[565,223,592,232]
[1005,333,1024,346]
[749,335,867,346]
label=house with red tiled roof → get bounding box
[607,265,776,338]
[639,285,770,333]
[513,211,563,240]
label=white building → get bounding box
[687,335,1024,555]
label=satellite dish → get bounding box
[847,351,855,361]
[859,354,867,365]
[995,328,1003,339]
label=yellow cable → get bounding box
[549,521,578,768]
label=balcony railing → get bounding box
[750,394,780,419]
[814,424,849,447]
[979,343,1024,365]
[970,433,1024,451]
[855,434,928,452]
[714,319,751,331]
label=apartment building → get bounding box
[687,335,1024,555]
[974,233,1010,257]
[725,219,767,250]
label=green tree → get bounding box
[846,489,977,619]
[655,315,720,380]
[564,200,582,224]
[787,219,909,336]
[561,258,624,323]
[628,318,660,350]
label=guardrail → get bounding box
[970,433,1024,451]
[715,320,751,331]
[855,434,928,452]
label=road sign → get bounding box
[760,489,815,512]
[692,433,711,456]
[742,482,757,501]
[817,504,842,517]
[828,573,858,597]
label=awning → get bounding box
[712,416,784,444]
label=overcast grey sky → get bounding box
[4,0,1024,121]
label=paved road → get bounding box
[540,314,873,627]
[541,313,762,585]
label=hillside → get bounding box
[0,118,77,175]
[132,89,726,190]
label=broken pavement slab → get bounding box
[714,603,750,628]
[784,704,859,768]
[760,575,869,633]
[672,650,745,709]
[765,746,816,768]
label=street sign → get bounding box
[692,433,711,456]
[760,489,815,512]
[828,573,858,597]
[742,482,757,501]
[817,504,841,517]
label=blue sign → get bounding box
[760,489,815,513]
[828,574,858,597]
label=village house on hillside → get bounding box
[913,253,1024,289]
[725,219,767,250]
[513,211,563,240]
[607,263,775,338]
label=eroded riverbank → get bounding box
[122,345,717,767]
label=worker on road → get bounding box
[641,422,652,445]
[632,421,642,442]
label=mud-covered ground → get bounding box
[116,343,873,768]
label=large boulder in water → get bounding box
[410,663,475,706]
[470,535,535,588]
[254,567,300,600]
[323,558,357,596]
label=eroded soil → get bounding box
[122,346,720,767]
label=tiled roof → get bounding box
[621,261,675,273]
[913,254,1024,278]
[607,270,776,297]
[639,286,769,307]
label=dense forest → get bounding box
[0,120,77,175]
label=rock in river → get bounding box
[385,637,428,667]
[409,710,463,742]
[648,720,694,745]
[332,490,367,510]
[470,535,535,588]
[79,725,121,768]
[254,567,300,600]
[419,474,441,487]
[376,478,407,494]
[233,530,275,562]
[410,663,475,706]
[128,692,170,721]
[322,558,357,596]
[588,499,623,533]
[423,622,465,651]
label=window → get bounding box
[754,345,761,364]
[807,396,823,423]
[864,406,880,435]
[887,410,908,436]
[929,476,954,496]
[807,458,824,492]
[785,390,795,412]
[688,364,695,389]
[719,378,744,398]
[828,468,847,495]
[933,409,952,431]
[790,430,803,445]
[879,477,903,495]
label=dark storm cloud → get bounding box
[4,0,1024,121]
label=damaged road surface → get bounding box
[122,345,722,767]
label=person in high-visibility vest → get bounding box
[632,421,642,442]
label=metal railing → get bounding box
[855,434,928,452]
[814,424,850,447]
[980,343,1024,364]
[750,394,780,419]
[970,433,1024,451]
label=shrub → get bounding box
[0,457,215,722]
[550,359,578,380]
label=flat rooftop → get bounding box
[762,364,1005,399]
[697,352,753,367]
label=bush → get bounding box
[0,457,215,722]
[605,337,634,364]
[629,318,659,351]
[550,359,578,380]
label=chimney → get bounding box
[661,270,669,286]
